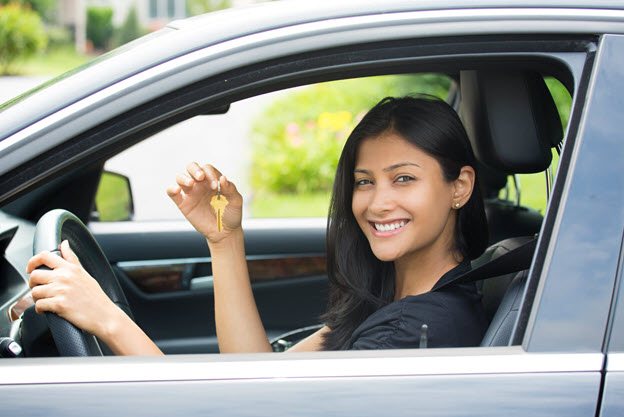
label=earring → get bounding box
[455,202,460,208]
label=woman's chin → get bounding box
[371,247,402,262]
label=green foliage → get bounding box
[0,3,47,74]
[251,191,332,218]
[15,44,90,75]
[113,6,146,47]
[87,6,113,50]
[544,76,572,129]
[0,0,55,22]
[186,0,232,15]
[250,75,451,196]
[46,25,72,49]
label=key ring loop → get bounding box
[217,181,221,198]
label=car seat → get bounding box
[459,69,563,346]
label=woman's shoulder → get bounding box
[349,283,487,350]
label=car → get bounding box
[1,1,624,415]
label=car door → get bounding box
[90,213,329,354]
[3,5,624,416]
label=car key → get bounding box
[210,182,229,232]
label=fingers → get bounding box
[166,184,183,205]
[219,175,239,196]
[201,164,223,190]
[26,250,64,274]
[176,173,194,193]
[28,269,54,288]
[33,297,57,315]
[33,296,68,316]
[31,282,55,302]
[172,163,237,198]
[60,240,80,266]
[186,162,206,181]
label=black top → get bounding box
[348,260,488,350]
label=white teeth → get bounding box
[374,221,406,232]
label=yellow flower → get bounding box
[318,111,352,131]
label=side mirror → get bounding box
[91,171,134,221]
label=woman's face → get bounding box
[351,131,458,263]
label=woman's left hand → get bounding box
[26,240,118,338]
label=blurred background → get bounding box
[0,1,571,221]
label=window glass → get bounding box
[149,0,158,18]
[101,74,452,221]
[608,250,624,351]
[167,0,176,18]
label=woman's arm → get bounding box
[168,163,274,353]
[208,230,272,353]
[27,241,163,355]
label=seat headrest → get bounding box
[460,70,563,174]
[478,162,507,198]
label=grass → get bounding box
[9,45,93,76]
[250,191,332,218]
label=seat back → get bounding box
[480,270,528,346]
[459,69,563,346]
[471,236,533,322]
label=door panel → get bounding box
[91,219,328,353]
[2,366,602,417]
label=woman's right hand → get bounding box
[166,163,243,244]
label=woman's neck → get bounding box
[393,244,462,301]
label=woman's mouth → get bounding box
[369,220,409,237]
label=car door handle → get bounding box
[189,275,214,291]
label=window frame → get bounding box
[0,21,612,382]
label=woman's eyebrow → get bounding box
[354,162,420,175]
[383,162,420,172]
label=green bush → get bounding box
[0,3,47,74]
[46,25,73,50]
[0,0,55,22]
[186,0,232,15]
[113,6,146,47]
[250,75,451,195]
[87,6,113,50]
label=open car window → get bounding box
[95,74,454,222]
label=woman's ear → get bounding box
[452,166,475,209]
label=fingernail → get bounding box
[196,171,203,178]
[211,180,217,189]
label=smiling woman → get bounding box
[24,96,490,356]
[322,96,488,351]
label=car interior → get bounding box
[0,36,576,357]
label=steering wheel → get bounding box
[32,209,133,356]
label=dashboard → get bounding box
[0,211,36,356]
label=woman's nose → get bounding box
[368,185,395,214]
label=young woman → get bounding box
[26,96,489,355]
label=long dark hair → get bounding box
[321,96,488,351]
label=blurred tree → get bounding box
[87,6,113,50]
[186,0,232,16]
[0,3,48,74]
[113,6,146,47]
[0,0,56,23]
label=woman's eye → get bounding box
[396,175,414,183]
[355,179,372,186]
